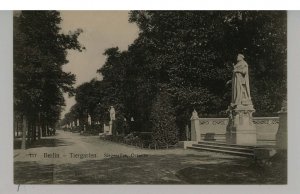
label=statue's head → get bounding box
[237,54,245,61]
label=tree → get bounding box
[129,11,286,125]
[62,11,286,144]
[14,11,84,147]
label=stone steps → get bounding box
[192,143,254,153]
[187,141,255,158]
[197,141,255,148]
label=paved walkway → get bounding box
[14,130,286,184]
[14,130,236,165]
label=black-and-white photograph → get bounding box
[13,10,287,184]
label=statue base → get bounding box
[226,104,257,145]
[276,110,287,150]
[109,121,113,135]
[110,120,116,136]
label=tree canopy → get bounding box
[14,11,84,141]
[62,11,287,142]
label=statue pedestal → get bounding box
[104,124,111,135]
[276,110,287,150]
[109,121,113,135]
[226,104,257,145]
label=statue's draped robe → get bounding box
[109,108,116,121]
[232,60,251,105]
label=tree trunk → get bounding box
[37,113,41,140]
[42,123,46,137]
[21,115,27,149]
[38,124,41,140]
[32,121,36,141]
[46,124,49,136]
[16,121,19,137]
[14,119,16,138]
[28,120,32,142]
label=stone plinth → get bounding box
[226,104,257,145]
[276,111,287,150]
[109,121,113,135]
[185,125,190,141]
[191,110,201,141]
[104,124,111,135]
[254,147,277,160]
[178,141,197,149]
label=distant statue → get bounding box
[231,54,252,106]
[87,114,91,125]
[109,106,116,121]
[191,109,199,120]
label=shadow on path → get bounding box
[176,160,287,184]
[14,153,287,184]
[14,137,73,149]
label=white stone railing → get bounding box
[199,118,228,136]
[198,117,279,141]
[253,117,279,141]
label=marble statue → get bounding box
[109,106,116,121]
[88,114,91,125]
[231,54,252,106]
[226,54,257,145]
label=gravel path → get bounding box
[14,130,237,165]
[14,130,286,184]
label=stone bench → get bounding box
[204,133,216,141]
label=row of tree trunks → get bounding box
[16,115,54,149]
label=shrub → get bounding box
[150,85,179,146]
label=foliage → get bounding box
[150,85,179,145]
[14,11,84,140]
[62,11,287,143]
[129,11,287,117]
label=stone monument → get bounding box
[190,110,201,141]
[226,54,257,145]
[185,125,190,141]
[109,106,116,135]
[88,114,91,125]
[109,106,116,121]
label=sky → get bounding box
[59,11,139,118]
